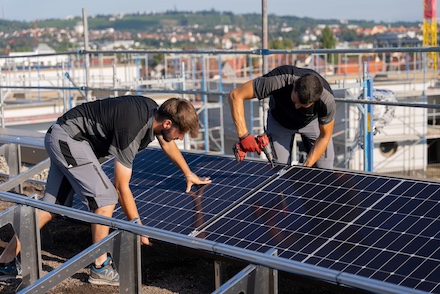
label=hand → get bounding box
[239,134,261,153]
[141,235,152,246]
[134,220,152,246]
[185,173,212,193]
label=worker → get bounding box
[229,65,335,168]
[0,95,211,286]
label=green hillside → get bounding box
[0,10,421,53]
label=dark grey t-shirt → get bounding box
[253,65,336,130]
[57,95,157,168]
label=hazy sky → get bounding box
[0,0,434,23]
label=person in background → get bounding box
[0,96,211,286]
[229,65,335,168]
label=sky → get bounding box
[0,0,435,23]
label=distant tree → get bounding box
[339,29,360,42]
[321,26,336,49]
[321,26,337,64]
[269,38,295,49]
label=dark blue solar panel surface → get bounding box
[98,148,440,293]
[199,167,440,293]
[104,147,282,235]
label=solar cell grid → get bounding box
[199,166,440,293]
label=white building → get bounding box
[1,44,69,68]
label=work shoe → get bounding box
[88,256,120,286]
[0,258,22,280]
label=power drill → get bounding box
[233,133,275,167]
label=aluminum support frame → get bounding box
[0,158,50,193]
[16,218,141,294]
[0,202,42,290]
[0,143,22,193]
[213,248,278,294]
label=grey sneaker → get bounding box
[88,256,119,286]
[0,258,22,280]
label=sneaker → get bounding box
[0,258,22,280]
[88,256,119,286]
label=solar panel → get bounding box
[96,148,440,292]
[104,147,283,235]
[198,166,440,293]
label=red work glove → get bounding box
[239,133,261,153]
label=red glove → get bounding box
[239,133,261,153]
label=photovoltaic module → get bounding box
[101,147,440,293]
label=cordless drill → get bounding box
[233,133,275,167]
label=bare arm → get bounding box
[114,159,137,219]
[303,120,334,168]
[157,135,211,192]
[228,80,256,138]
[114,159,150,245]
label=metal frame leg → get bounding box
[213,248,278,294]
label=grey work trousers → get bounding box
[42,123,118,211]
[266,112,335,169]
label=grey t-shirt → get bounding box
[57,95,157,168]
[253,65,336,130]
